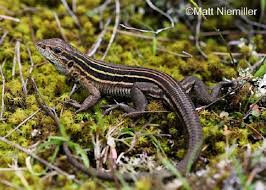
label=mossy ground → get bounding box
[0,0,265,189]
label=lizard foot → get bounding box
[64,99,81,109]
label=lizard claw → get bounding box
[64,99,81,109]
[102,100,124,115]
[102,104,121,115]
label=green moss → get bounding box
[135,178,152,190]
[8,108,27,124]
[0,0,264,189]
[16,18,30,35]
[215,141,226,154]
[80,180,98,190]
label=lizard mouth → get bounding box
[35,41,69,75]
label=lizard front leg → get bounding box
[65,79,101,113]
[181,76,234,106]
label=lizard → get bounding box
[35,38,233,181]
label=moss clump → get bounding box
[0,0,264,189]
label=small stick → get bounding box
[0,5,14,15]
[93,0,111,14]
[0,14,20,22]
[195,14,208,59]
[54,12,67,41]
[30,78,60,124]
[249,56,266,73]
[101,0,120,60]
[87,18,111,56]
[60,0,80,28]
[72,0,77,12]
[212,52,266,57]
[145,0,174,34]
[246,167,264,186]
[24,47,35,89]
[12,159,30,189]
[0,168,27,172]
[0,179,23,190]
[69,83,77,97]
[157,47,192,58]
[0,61,5,121]
[0,31,8,45]
[4,108,40,138]
[239,14,266,29]
[200,30,266,36]
[15,41,27,95]
[112,28,172,42]
[120,0,174,35]
[12,53,16,79]
[0,136,78,183]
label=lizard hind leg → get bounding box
[181,76,234,106]
[103,82,162,118]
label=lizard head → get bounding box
[35,38,76,75]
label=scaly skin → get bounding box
[35,38,203,180]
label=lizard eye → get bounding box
[72,72,78,77]
[53,47,61,54]
[67,60,74,68]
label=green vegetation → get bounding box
[0,0,265,189]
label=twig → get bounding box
[120,0,174,35]
[12,54,16,79]
[246,124,264,140]
[157,47,193,58]
[97,0,111,29]
[12,158,30,190]
[243,144,251,170]
[101,0,120,60]
[243,96,265,121]
[24,47,35,89]
[87,18,111,56]
[246,167,264,186]
[92,0,111,14]
[215,28,235,65]
[0,5,15,15]
[15,41,27,95]
[69,83,77,97]
[0,31,8,45]
[72,0,77,12]
[0,14,20,22]
[195,14,208,59]
[212,52,266,57]
[60,0,80,28]
[21,4,38,13]
[4,108,40,138]
[0,179,23,190]
[0,168,27,172]
[30,78,60,124]
[0,61,5,121]
[53,13,66,39]
[145,0,174,34]
[200,30,266,36]
[112,28,172,42]
[54,12,67,41]
[239,14,266,29]
[249,56,266,74]
[41,171,58,181]
[0,136,78,183]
